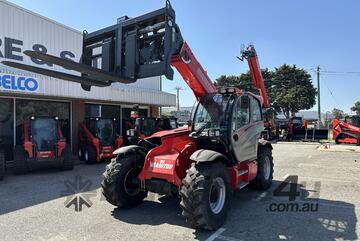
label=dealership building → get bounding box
[0,0,176,160]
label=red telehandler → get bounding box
[2,1,273,230]
[332,115,360,145]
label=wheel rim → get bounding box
[123,168,141,196]
[209,177,226,214]
[263,156,271,180]
[84,150,88,161]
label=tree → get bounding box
[351,101,360,115]
[331,108,345,119]
[270,65,316,118]
[215,69,273,93]
[214,64,317,118]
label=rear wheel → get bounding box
[180,162,232,230]
[84,146,97,164]
[13,145,28,175]
[78,144,85,161]
[0,149,5,181]
[250,146,274,190]
[101,154,147,208]
[62,145,74,170]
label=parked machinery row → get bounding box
[0,114,179,180]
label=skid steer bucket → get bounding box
[292,129,329,141]
[2,0,183,91]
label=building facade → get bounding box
[0,0,176,160]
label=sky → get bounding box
[8,0,360,113]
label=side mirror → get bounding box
[240,96,250,109]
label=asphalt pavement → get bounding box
[0,143,359,241]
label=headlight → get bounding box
[126,129,135,137]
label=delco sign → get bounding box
[0,74,39,92]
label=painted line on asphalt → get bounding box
[282,174,289,179]
[298,163,321,168]
[255,191,267,201]
[217,234,244,241]
[205,228,226,241]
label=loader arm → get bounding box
[171,42,217,99]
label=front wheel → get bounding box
[180,162,232,230]
[101,154,147,208]
[84,146,97,164]
[250,146,274,190]
[0,149,5,181]
[13,145,28,175]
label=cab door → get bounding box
[230,95,263,162]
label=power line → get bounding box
[323,81,343,110]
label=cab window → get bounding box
[250,97,262,122]
[232,96,250,130]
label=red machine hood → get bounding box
[145,126,190,139]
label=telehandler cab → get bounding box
[3,1,274,230]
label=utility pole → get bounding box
[317,65,321,128]
[174,86,182,111]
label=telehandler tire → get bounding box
[102,154,147,208]
[0,149,5,181]
[250,146,273,190]
[13,145,28,175]
[180,162,232,230]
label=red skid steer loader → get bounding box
[78,117,123,163]
[3,1,274,230]
[13,116,73,174]
[332,115,360,145]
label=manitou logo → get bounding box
[150,160,173,169]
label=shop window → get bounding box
[85,104,100,117]
[0,98,14,161]
[16,100,70,145]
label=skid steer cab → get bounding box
[13,116,73,174]
[126,117,179,145]
[78,117,123,163]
